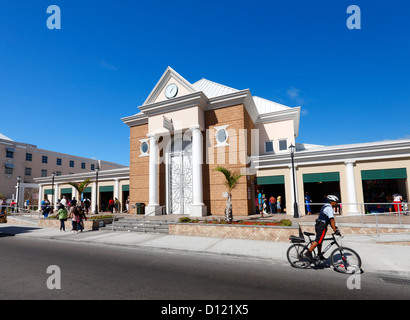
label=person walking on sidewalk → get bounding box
[76,205,87,233]
[69,206,79,233]
[57,204,68,232]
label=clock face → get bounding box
[165,83,178,99]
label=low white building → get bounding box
[34,167,129,213]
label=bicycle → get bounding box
[287,231,362,274]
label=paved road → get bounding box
[1,237,409,300]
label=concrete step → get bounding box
[103,218,170,234]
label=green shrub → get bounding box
[279,219,292,226]
[88,215,114,220]
[178,217,192,223]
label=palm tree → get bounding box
[214,166,243,223]
[68,178,92,204]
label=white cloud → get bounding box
[286,87,305,105]
[99,60,118,71]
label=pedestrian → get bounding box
[393,193,403,214]
[402,200,409,216]
[57,204,68,232]
[126,196,130,213]
[84,198,90,214]
[41,197,50,217]
[386,194,394,213]
[256,190,262,216]
[76,206,85,233]
[60,196,67,209]
[269,195,276,214]
[0,198,7,223]
[114,198,120,213]
[0,198,7,215]
[277,196,282,213]
[10,200,16,213]
[263,198,268,215]
[69,206,79,233]
[305,192,312,215]
[108,198,115,213]
[25,199,30,211]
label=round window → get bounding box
[216,128,228,144]
[140,141,149,154]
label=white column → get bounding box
[55,184,60,202]
[344,160,360,215]
[288,164,299,216]
[37,184,43,212]
[146,134,161,216]
[114,179,120,200]
[190,125,207,217]
[91,182,97,213]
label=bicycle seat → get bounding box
[289,235,305,243]
[304,232,315,237]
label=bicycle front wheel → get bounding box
[330,247,362,274]
[286,244,311,269]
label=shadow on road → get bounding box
[0,226,41,237]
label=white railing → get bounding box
[294,202,409,236]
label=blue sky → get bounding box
[1,0,409,166]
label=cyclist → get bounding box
[305,195,340,261]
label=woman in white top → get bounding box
[393,193,403,214]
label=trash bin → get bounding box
[136,203,145,215]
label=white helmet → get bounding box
[327,195,339,202]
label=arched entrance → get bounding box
[167,138,193,214]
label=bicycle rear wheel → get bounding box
[330,247,362,274]
[286,244,311,269]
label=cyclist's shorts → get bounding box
[315,224,327,244]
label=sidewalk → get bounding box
[1,220,410,279]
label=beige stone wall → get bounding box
[129,124,150,206]
[169,223,297,242]
[170,222,410,242]
[204,104,253,216]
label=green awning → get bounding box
[122,185,129,192]
[44,189,54,195]
[257,175,285,185]
[60,188,72,194]
[303,172,340,183]
[99,186,114,192]
[83,187,92,193]
[361,168,407,180]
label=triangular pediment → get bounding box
[143,67,197,105]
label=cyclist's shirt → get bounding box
[318,203,334,225]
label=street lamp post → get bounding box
[95,165,99,214]
[289,144,299,218]
[16,175,21,213]
[51,172,55,213]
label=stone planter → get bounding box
[169,223,298,242]
[38,218,113,230]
